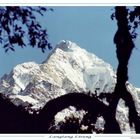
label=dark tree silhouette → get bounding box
[0,6,52,52]
[103,6,134,133]
[38,92,108,133]
[0,94,34,133]
[0,92,107,133]
[104,6,140,133]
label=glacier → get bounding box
[0,40,140,133]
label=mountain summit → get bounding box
[0,40,140,133]
[0,40,116,109]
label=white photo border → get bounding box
[0,1,140,140]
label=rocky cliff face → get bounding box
[0,40,140,133]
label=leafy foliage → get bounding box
[111,7,140,40]
[0,6,52,52]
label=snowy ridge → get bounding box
[0,40,140,133]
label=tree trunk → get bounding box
[104,6,140,133]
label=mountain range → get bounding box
[0,40,140,133]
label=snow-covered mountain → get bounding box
[0,40,140,133]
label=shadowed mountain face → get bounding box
[0,40,140,133]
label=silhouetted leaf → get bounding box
[5,48,8,53]
[10,47,15,51]
[48,43,52,50]
[49,8,54,12]
[0,6,53,52]
[111,13,115,20]
[40,7,47,11]
[129,12,135,22]
[3,43,9,48]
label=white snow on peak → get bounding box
[42,40,116,94]
[0,40,140,133]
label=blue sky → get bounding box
[0,6,140,87]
